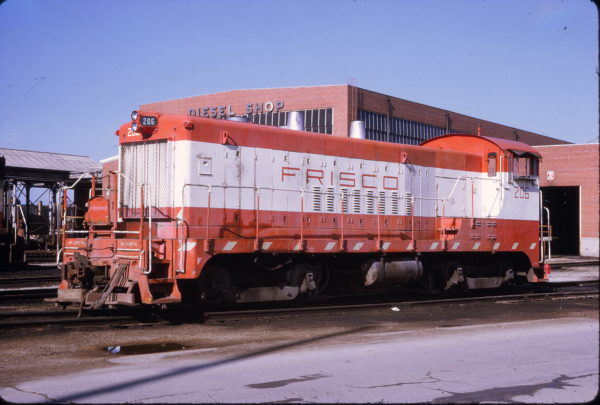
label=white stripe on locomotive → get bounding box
[162,139,540,223]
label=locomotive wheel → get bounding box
[198,264,237,303]
[286,261,328,297]
[499,260,516,287]
[442,261,466,291]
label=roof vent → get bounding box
[350,120,366,139]
[287,111,304,131]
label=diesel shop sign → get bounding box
[189,100,285,118]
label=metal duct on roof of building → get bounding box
[350,120,366,139]
[227,116,248,122]
[287,111,304,131]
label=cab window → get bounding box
[487,152,497,177]
[511,154,539,179]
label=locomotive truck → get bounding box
[55,111,550,308]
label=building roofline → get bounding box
[142,84,347,105]
[140,84,569,145]
[534,143,599,147]
[99,155,119,164]
[0,147,95,159]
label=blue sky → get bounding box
[0,0,597,162]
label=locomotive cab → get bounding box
[422,134,546,285]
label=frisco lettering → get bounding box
[189,100,284,118]
[281,167,403,190]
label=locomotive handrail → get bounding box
[442,176,465,205]
[179,182,452,232]
[143,197,153,275]
[541,206,551,261]
[300,189,305,247]
[181,183,449,213]
[115,170,150,220]
[179,183,308,271]
[178,183,211,273]
[64,228,141,237]
[115,250,144,261]
[56,171,95,268]
[255,188,260,249]
[16,204,28,242]
[55,247,63,267]
[110,172,152,273]
[176,182,474,262]
[438,176,466,221]
[339,189,346,249]
[113,177,149,271]
[137,184,155,276]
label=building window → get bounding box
[358,110,459,145]
[245,108,333,134]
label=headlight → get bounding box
[131,122,138,132]
[131,111,139,121]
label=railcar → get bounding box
[55,111,550,308]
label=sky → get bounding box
[0,0,597,163]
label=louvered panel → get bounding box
[120,140,172,218]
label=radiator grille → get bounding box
[378,191,386,215]
[391,192,399,215]
[312,186,322,212]
[120,140,172,218]
[352,189,361,214]
[405,192,413,216]
[341,189,350,213]
[366,190,375,214]
[325,187,335,212]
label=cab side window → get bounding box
[511,154,539,179]
[487,152,497,177]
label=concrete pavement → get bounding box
[1,317,597,403]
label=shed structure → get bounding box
[0,148,101,265]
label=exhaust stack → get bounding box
[287,111,305,131]
[350,120,366,139]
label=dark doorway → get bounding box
[541,186,580,256]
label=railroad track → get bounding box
[0,275,61,286]
[0,281,596,329]
[0,286,59,301]
[0,307,167,329]
[202,281,599,322]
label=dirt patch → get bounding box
[1,297,597,387]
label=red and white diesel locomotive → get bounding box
[56,111,550,308]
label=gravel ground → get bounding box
[1,295,597,389]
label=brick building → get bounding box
[140,85,597,257]
[141,85,568,146]
[537,144,599,257]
